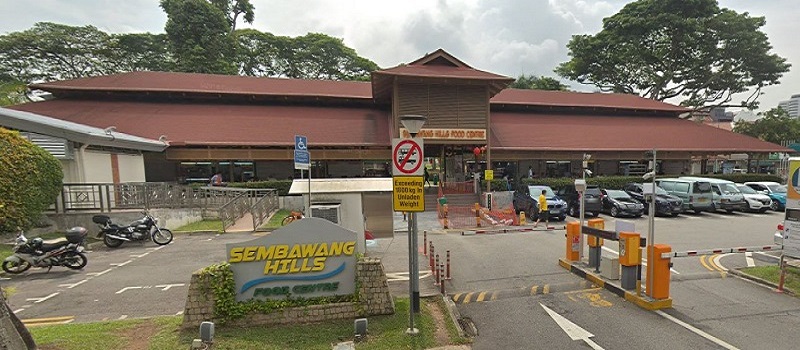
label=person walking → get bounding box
[424,168,432,187]
[533,189,548,228]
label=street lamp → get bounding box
[400,114,426,335]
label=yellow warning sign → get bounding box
[393,176,425,212]
[484,169,494,181]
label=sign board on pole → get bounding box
[484,169,494,181]
[393,177,425,212]
[787,157,800,209]
[294,135,310,170]
[392,138,424,176]
[783,209,800,258]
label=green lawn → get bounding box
[260,209,291,230]
[740,265,800,294]
[29,297,469,350]
[174,219,224,233]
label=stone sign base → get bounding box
[182,257,395,329]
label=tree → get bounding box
[0,128,63,233]
[556,0,790,110]
[210,0,255,33]
[109,33,175,72]
[510,74,568,91]
[161,0,236,74]
[733,107,800,144]
[0,78,28,106]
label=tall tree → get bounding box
[511,74,568,91]
[161,0,236,74]
[733,107,800,144]
[210,0,255,33]
[556,0,790,110]
[109,33,175,72]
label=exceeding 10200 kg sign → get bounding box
[393,176,424,212]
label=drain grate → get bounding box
[458,317,478,337]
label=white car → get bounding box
[735,183,772,213]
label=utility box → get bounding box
[601,256,620,280]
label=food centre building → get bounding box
[8,49,790,184]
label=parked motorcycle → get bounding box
[2,227,89,274]
[93,211,173,248]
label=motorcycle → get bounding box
[93,211,174,248]
[2,227,89,274]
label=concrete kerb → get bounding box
[440,294,467,339]
[727,268,797,296]
[558,258,673,310]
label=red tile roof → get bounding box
[373,64,512,81]
[489,112,789,153]
[492,89,689,113]
[9,100,389,147]
[31,71,374,100]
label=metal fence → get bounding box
[251,189,279,230]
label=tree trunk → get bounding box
[0,287,36,350]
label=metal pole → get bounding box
[411,212,420,313]
[579,158,586,261]
[406,213,418,334]
[647,149,656,296]
[307,168,312,218]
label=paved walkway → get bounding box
[225,212,256,232]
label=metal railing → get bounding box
[251,189,279,230]
[218,191,251,232]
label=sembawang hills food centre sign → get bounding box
[226,218,357,302]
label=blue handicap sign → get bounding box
[295,135,308,151]
[295,150,309,164]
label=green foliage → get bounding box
[161,0,237,74]
[210,0,255,32]
[741,265,800,294]
[556,0,790,110]
[0,78,27,106]
[227,179,293,195]
[510,74,568,91]
[199,262,360,323]
[733,107,800,144]
[0,128,63,233]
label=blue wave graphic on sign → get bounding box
[240,262,346,294]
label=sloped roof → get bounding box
[492,89,689,113]
[8,100,389,147]
[0,107,167,152]
[489,112,790,153]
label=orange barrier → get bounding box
[442,204,518,229]
[439,181,476,195]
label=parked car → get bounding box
[512,184,567,221]
[735,183,772,213]
[600,189,645,218]
[622,182,684,216]
[655,178,714,214]
[556,184,602,217]
[680,177,746,213]
[744,182,786,211]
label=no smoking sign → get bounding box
[392,138,424,176]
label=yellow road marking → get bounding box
[490,291,498,301]
[563,287,603,295]
[452,293,462,303]
[530,285,539,295]
[476,291,487,302]
[22,316,74,326]
[709,254,723,272]
[699,255,714,271]
[585,292,613,307]
[462,292,475,304]
[543,284,551,294]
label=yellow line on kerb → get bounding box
[476,291,488,302]
[22,316,74,326]
[530,285,539,295]
[462,292,475,304]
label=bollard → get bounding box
[446,250,451,280]
[439,262,446,294]
[429,242,434,272]
[423,231,427,256]
[475,203,481,227]
[434,253,440,285]
[520,211,526,226]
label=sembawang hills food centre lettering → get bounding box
[225,218,358,301]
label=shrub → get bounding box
[0,128,63,233]
[228,180,293,196]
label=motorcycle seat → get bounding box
[40,241,70,252]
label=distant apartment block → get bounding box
[778,94,800,117]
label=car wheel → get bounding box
[610,207,619,217]
[694,209,703,214]
[759,208,769,213]
[726,209,734,214]
[709,204,716,212]
[770,201,779,211]
[558,216,566,222]
[568,205,578,217]
[671,212,680,217]
[590,212,599,218]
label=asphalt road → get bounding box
[2,209,799,350]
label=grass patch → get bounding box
[740,265,800,294]
[30,298,466,349]
[260,209,291,230]
[174,219,224,233]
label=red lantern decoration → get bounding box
[473,147,482,156]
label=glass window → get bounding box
[737,185,757,194]
[694,182,712,193]
[675,182,690,193]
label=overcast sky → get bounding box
[0,0,797,111]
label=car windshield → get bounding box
[654,186,668,195]
[606,190,631,199]
[769,184,787,193]
[737,185,757,194]
[720,183,741,194]
[529,186,555,197]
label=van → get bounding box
[680,177,747,213]
[655,178,714,214]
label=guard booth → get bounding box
[288,178,393,253]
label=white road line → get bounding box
[118,315,128,320]
[655,310,740,350]
[155,283,185,291]
[58,279,88,289]
[754,252,779,261]
[13,308,25,314]
[26,292,59,304]
[87,268,112,277]
[116,286,142,294]
[0,277,10,281]
[713,254,731,271]
[175,311,184,316]
[745,252,756,267]
[601,246,680,274]
[111,260,133,267]
[130,252,149,258]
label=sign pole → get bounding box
[647,149,656,296]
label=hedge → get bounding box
[483,173,784,192]
[0,128,63,233]
[227,180,293,196]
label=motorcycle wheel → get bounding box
[152,228,173,245]
[63,252,88,270]
[103,234,124,248]
[2,260,32,274]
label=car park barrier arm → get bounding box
[663,245,782,259]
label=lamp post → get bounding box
[400,114,426,335]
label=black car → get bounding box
[512,184,567,221]
[600,189,645,218]
[622,182,684,216]
[556,184,602,217]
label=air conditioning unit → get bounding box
[311,204,341,224]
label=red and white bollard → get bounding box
[439,262,446,294]
[429,242,435,272]
[446,250,451,280]
[434,253,440,286]
[423,230,428,256]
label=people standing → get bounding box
[424,168,432,187]
[528,166,534,178]
[533,189,548,228]
[209,171,224,186]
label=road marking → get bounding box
[58,279,88,289]
[116,286,143,294]
[118,315,128,320]
[462,292,474,304]
[176,311,184,316]
[26,292,59,304]
[155,283,185,291]
[14,308,25,314]
[490,291,498,301]
[476,291,487,302]
[543,284,551,294]
[541,303,604,350]
[111,260,133,267]
[700,255,714,271]
[385,271,433,282]
[745,252,755,267]
[87,268,112,277]
[452,293,462,303]
[712,254,731,272]
[130,252,149,258]
[21,316,75,326]
[530,285,539,296]
[0,277,10,281]
[655,310,739,350]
